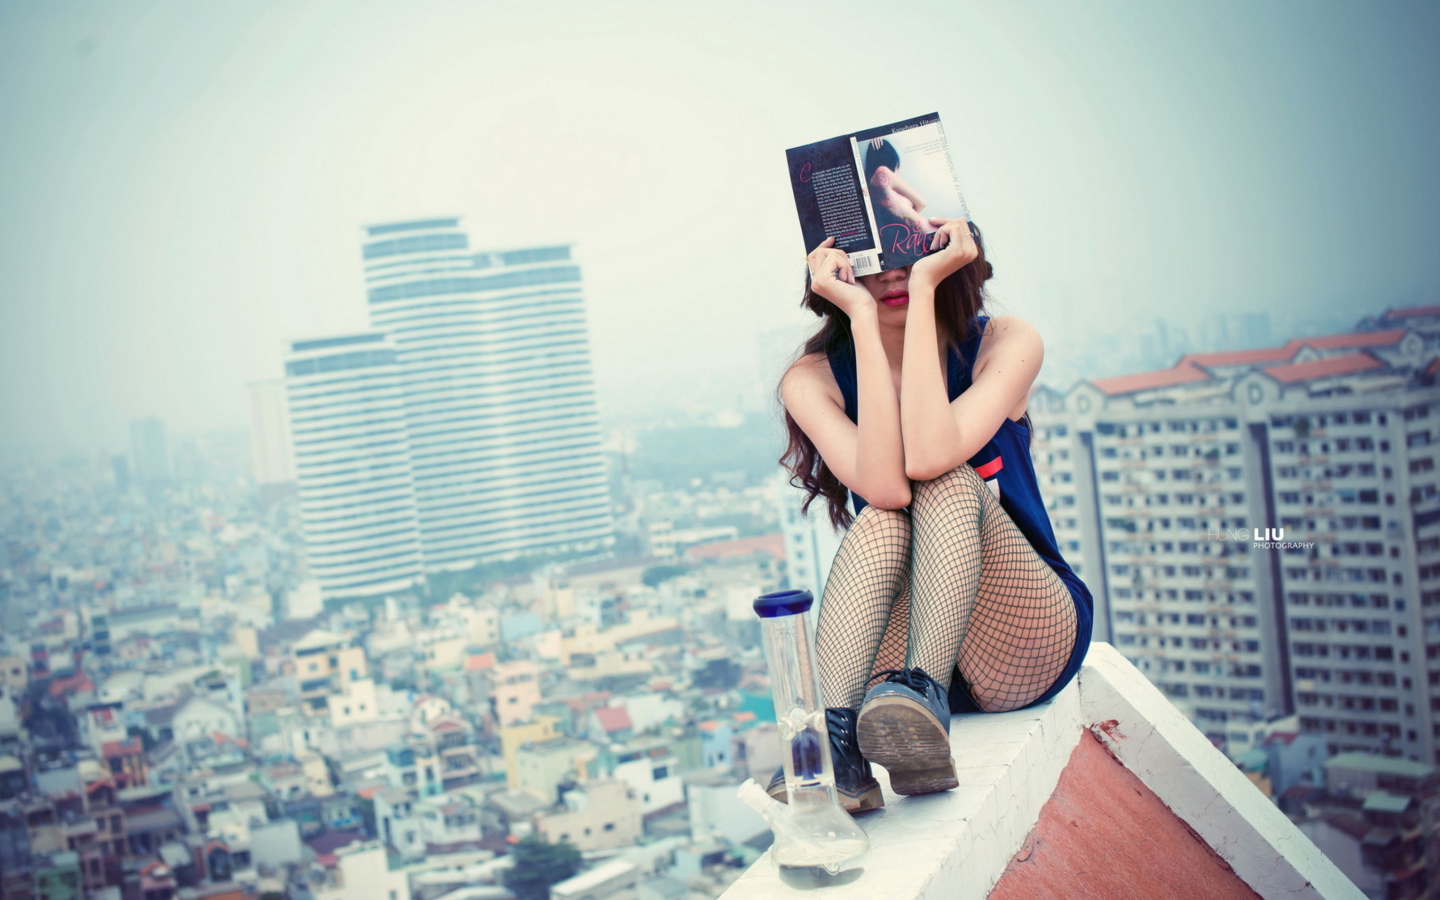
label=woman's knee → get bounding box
[848,503,911,540]
[910,464,987,512]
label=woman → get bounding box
[864,137,933,239]
[770,221,1094,812]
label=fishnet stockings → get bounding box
[814,464,1077,714]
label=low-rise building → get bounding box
[534,780,642,853]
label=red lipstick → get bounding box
[880,289,909,308]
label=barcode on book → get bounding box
[849,252,880,275]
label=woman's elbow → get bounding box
[905,457,957,482]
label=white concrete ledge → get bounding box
[721,643,1364,900]
[721,670,1084,900]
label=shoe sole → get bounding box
[767,779,885,813]
[857,695,957,795]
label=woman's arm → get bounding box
[783,240,911,509]
[887,171,926,213]
[900,220,1043,480]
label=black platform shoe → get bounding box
[765,707,884,812]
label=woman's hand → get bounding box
[807,237,876,320]
[910,217,978,290]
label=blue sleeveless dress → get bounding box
[825,314,1093,713]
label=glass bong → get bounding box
[738,589,869,886]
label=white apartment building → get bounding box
[1031,305,1440,762]
[284,332,424,599]
[360,218,614,569]
[772,470,843,602]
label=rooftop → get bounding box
[1325,752,1435,778]
[1086,322,1420,397]
[721,643,1363,900]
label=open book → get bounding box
[786,112,971,275]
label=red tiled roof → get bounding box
[595,706,632,733]
[465,652,496,672]
[684,534,786,562]
[1383,305,1440,320]
[1091,360,1213,396]
[48,672,93,698]
[1263,351,1385,384]
[1179,346,1296,367]
[102,739,141,758]
[1299,327,1406,349]
[212,732,247,748]
[1092,326,1408,398]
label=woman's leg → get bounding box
[907,464,1078,713]
[814,504,912,711]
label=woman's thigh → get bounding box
[951,467,1076,712]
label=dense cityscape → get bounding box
[0,207,1438,899]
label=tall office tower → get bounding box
[360,218,614,570]
[1031,305,1440,762]
[248,380,296,484]
[129,417,171,487]
[284,333,423,599]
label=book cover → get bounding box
[786,112,970,275]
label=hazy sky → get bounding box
[2,0,1437,457]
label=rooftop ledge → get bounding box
[721,643,1364,900]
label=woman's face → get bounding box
[858,266,911,320]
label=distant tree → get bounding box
[642,564,689,587]
[502,833,582,900]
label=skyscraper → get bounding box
[248,379,295,484]
[247,379,297,505]
[1032,306,1440,762]
[360,218,614,569]
[284,333,423,598]
[128,417,170,487]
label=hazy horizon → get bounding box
[3,0,1437,459]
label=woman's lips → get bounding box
[880,291,909,307]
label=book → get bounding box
[785,112,971,275]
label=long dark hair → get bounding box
[779,224,1028,530]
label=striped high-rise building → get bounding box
[1031,306,1440,762]
[360,218,614,569]
[284,333,424,598]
